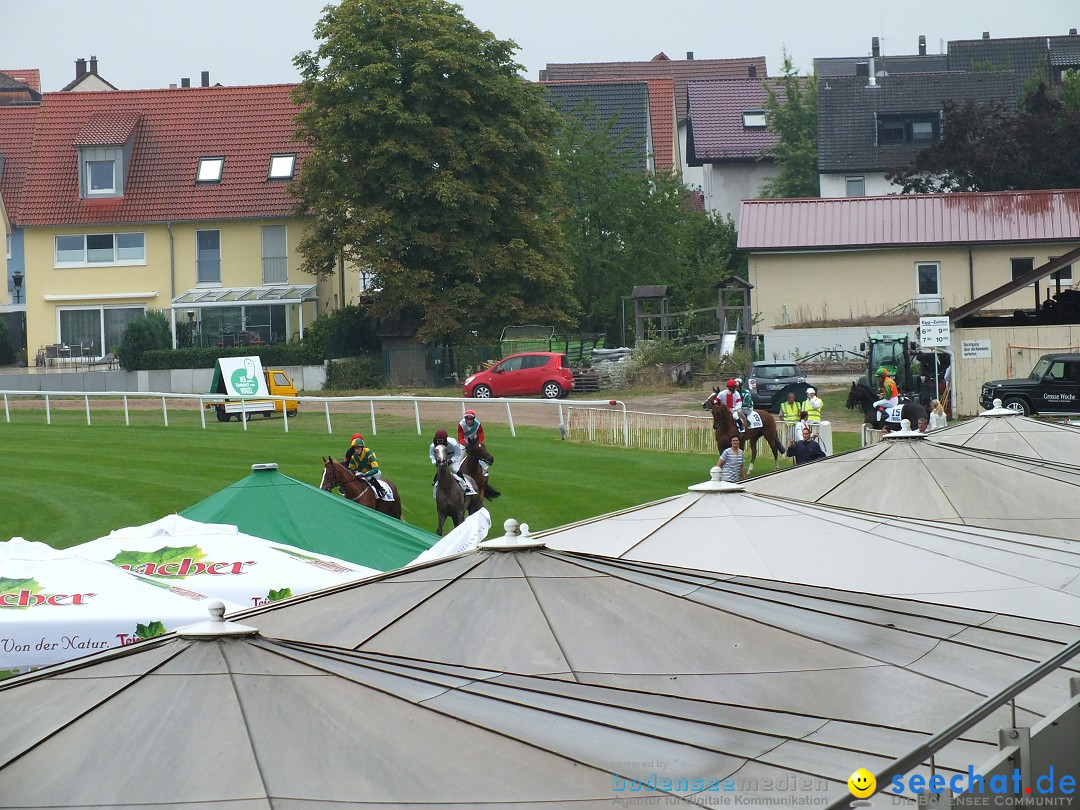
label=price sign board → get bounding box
[918,316,951,347]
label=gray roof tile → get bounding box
[542,81,651,169]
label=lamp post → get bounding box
[11,270,23,305]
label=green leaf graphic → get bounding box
[135,621,167,639]
[108,546,207,574]
[0,577,42,610]
[267,587,293,602]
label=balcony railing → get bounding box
[262,256,288,284]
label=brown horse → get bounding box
[320,458,402,520]
[432,443,481,536]
[459,438,501,502]
[702,389,784,473]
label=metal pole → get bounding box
[241,399,247,431]
[505,400,515,437]
[124,395,130,426]
[45,394,51,425]
[162,397,169,428]
[85,395,91,426]
[199,397,206,429]
[324,401,332,434]
[370,400,376,436]
[282,397,289,434]
[413,400,421,435]
[3,394,8,423]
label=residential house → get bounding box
[816,70,1016,197]
[15,83,332,358]
[738,190,1080,335]
[948,30,1080,96]
[0,104,37,305]
[540,52,767,192]
[540,79,679,175]
[685,77,784,226]
[61,57,118,92]
[0,69,41,105]
[814,35,949,79]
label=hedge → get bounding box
[136,344,323,370]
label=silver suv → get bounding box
[745,362,807,411]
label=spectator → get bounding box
[804,387,823,422]
[929,399,947,430]
[786,427,827,465]
[795,410,811,438]
[780,391,800,424]
[917,417,929,433]
[717,436,744,483]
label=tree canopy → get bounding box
[759,52,818,199]
[291,0,574,343]
[888,77,1080,193]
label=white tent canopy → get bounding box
[930,409,1080,464]
[537,473,1080,622]
[0,537,238,672]
[75,515,377,609]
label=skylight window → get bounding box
[742,110,767,128]
[268,153,296,180]
[196,157,224,183]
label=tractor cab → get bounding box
[862,334,918,398]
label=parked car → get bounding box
[980,353,1080,416]
[744,362,807,411]
[463,352,574,399]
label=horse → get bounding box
[702,389,784,473]
[845,382,928,430]
[459,437,501,502]
[320,457,403,520]
[432,443,481,536]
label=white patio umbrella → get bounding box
[74,514,377,609]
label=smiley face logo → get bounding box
[848,768,876,798]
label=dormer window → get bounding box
[86,160,116,194]
[268,153,296,180]
[742,110,767,128]
[876,113,940,146]
[197,157,224,183]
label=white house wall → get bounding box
[702,162,774,226]
[818,172,896,197]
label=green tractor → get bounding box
[861,333,920,399]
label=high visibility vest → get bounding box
[780,400,800,422]
[803,398,821,421]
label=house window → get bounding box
[1011,257,1035,284]
[1049,257,1074,285]
[741,110,767,128]
[261,226,288,284]
[268,154,296,180]
[197,157,224,183]
[876,114,940,146]
[59,306,144,356]
[845,176,865,196]
[916,262,940,296]
[86,160,116,194]
[54,233,145,267]
[197,230,221,283]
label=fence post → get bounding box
[45,394,51,425]
[161,396,168,428]
[199,397,206,429]
[324,401,332,435]
[84,395,91,426]
[505,400,516,438]
[3,394,8,423]
[413,400,421,435]
[369,400,377,436]
[123,395,129,426]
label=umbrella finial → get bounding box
[177,601,260,638]
[480,517,546,550]
[981,398,1019,417]
[688,467,745,492]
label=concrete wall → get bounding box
[762,325,916,363]
[0,364,326,394]
[702,161,774,227]
[818,172,895,197]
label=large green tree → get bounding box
[759,52,818,199]
[292,0,574,343]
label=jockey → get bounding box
[803,387,823,422]
[343,434,386,499]
[457,410,485,444]
[718,378,746,431]
[736,377,755,416]
[872,367,899,416]
[429,428,469,490]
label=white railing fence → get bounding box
[566,407,715,453]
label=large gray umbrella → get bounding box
[537,473,1080,622]
[743,430,1080,539]
[929,407,1080,465]
[0,606,992,807]
[236,538,1080,736]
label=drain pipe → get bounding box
[968,248,975,301]
[167,222,177,348]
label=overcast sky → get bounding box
[3,0,1076,92]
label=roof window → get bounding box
[268,154,296,180]
[196,157,224,183]
[742,110,767,128]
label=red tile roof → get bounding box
[645,78,676,173]
[20,84,309,226]
[540,55,768,121]
[0,105,40,221]
[1,69,40,93]
[738,190,1080,251]
[687,78,782,163]
[75,112,141,146]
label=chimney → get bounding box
[871,37,880,58]
[89,55,98,75]
[181,77,191,88]
[748,64,757,78]
[201,70,210,87]
[1071,29,1077,35]
[982,31,990,39]
[918,35,926,56]
[74,58,87,80]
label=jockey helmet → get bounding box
[726,379,737,389]
[876,366,889,377]
[433,429,448,444]
[350,433,364,447]
[463,410,476,419]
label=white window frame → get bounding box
[268,153,296,180]
[86,160,116,195]
[915,262,941,297]
[54,232,146,268]
[196,229,222,285]
[741,110,767,128]
[845,176,865,197]
[1049,257,1074,286]
[196,157,224,183]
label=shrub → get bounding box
[139,343,323,370]
[306,304,381,359]
[631,338,703,369]
[0,319,14,365]
[324,354,386,390]
[116,311,171,370]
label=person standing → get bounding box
[786,427,827,465]
[804,387,823,422]
[717,436,744,483]
[780,391,800,424]
[929,399,947,430]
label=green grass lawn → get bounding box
[0,406,861,548]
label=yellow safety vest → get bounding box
[780,400,800,422]
[803,398,821,421]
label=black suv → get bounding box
[745,362,809,412]
[980,354,1080,416]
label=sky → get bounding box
[3,0,1077,92]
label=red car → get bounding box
[462,352,574,399]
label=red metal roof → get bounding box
[1,69,40,93]
[0,105,40,221]
[738,191,1080,250]
[19,84,309,225]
